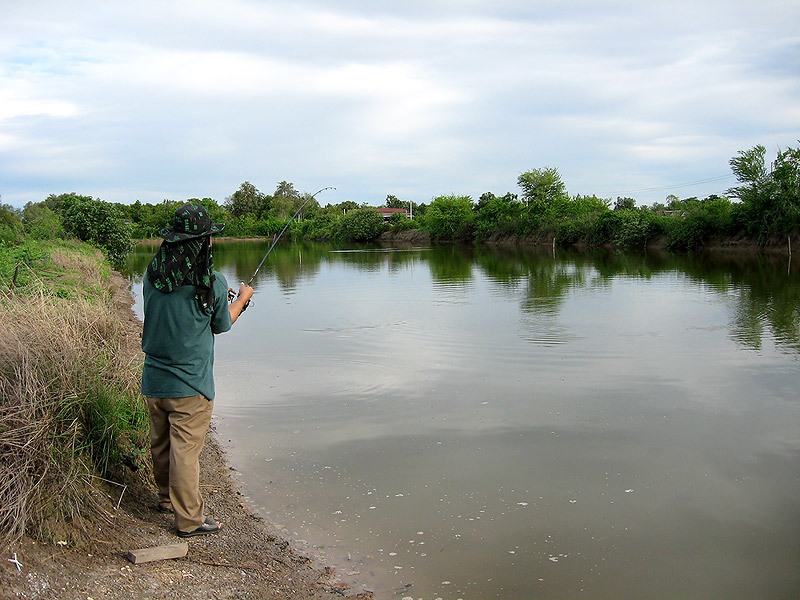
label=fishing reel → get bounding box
[228,288,252,312]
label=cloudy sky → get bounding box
[1,0,798,209]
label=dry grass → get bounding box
[0,245,148,546]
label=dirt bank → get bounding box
[1,270,371,600]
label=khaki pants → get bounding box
[145,395,213,533]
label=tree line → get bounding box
[1,143,797,268]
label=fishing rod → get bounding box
[233,186,335,309]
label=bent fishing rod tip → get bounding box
[243,185,337,288]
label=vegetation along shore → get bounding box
[0,141,796,597]
[2,144,798,267]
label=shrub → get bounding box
[667,217,708,250]
[224,214,260,237]
[294,213,340,240]
[0,241,49,290]
[614,210,661,250]
[555,221,585,246]
[474,193,522,240]
[426,195,475,240]
[587,211,622,246]
[22,203,64,240]
[339,208,385,241]
[60,196,132,268]
[258,216,286,237]
[0,204,25,245]
[391,217,421,232]
[666,196,737,250]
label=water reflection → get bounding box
[126,241,800,599]
[126,240,800,357]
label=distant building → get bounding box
[373,207,408,220]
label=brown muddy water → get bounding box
[127,240,800,599]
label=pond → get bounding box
[126,240,800,600]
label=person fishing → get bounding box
[141,202,252,538]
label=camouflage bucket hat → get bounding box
[160,203,225,242]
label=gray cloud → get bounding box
[1,0,798,208]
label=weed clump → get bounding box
[0,244,147,545]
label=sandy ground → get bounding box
[0,271,371,600]
[1,434,372,600]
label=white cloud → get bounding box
[0,91,77,122]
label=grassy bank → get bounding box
[0,240,149,546]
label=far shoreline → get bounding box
[133,231,796,256]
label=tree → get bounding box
[613,197,636,211]
[271,181,301,220]
[476,192,497,207]
[517,167,569,218]
[474,192,522,239]
[295,193,320,221]
[665,194,680,209]
[567,194,610,218]
[128,199,143,223]
[42,192,77,213]
[225,182,265,218]
[337,200,360,213]
[728,143,800,239]
[60,195,132,267]
[385,195,403,209]
[426,195,475,240]
[131,199,181,238]
[769,145,800,234]
[22,202,63,240]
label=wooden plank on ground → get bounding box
[125,542,189,564]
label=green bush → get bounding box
[81,382,149,474]
[224,214,260,237]
[587,211,622,246]
[565,195,611,219]
[22,203,64,240]
[294,212,340,240]
[555,221,584,246]
[667,217,709,250]
[60,195,132,268]
[0,224,20,246]
[0,241,49,289]
[474,193,522,240]
[426,195,475,240]
[0,204,24,245]
[339,208,386,241]
[666,196,737,250]
[614,210,662,250]
[391,217,421,232]
[258,216,286,237]
[128,200,181,239]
